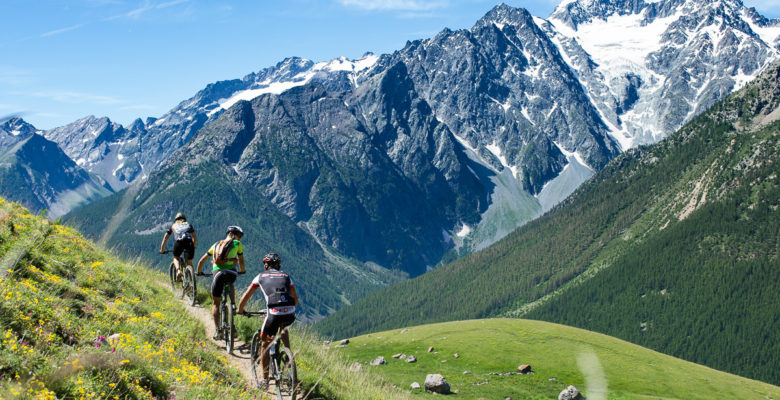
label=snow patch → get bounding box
[554,141,594,172]
[485,142,519,178]
[456,224,472,237]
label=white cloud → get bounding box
[40,24,84,38]
[338,0,448,11]
[108,0,191,20]
[28,91,123,105]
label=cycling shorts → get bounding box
[261,313,296,339]
[211,269,238,297]
[173,238,194,261]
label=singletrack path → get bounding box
[172,291,295,400]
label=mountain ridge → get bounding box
[313,59,780,385]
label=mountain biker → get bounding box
[196,225,246,340]
[237,252,298,386]
[159,212,197,281]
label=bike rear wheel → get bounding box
[168,262,176,291]
[222,298,234,353]
[249,332,264,388]
[277,347,297,400]
[183,266,196,306]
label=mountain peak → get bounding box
[477,3,533,29]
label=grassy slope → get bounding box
[335,319,780,400]
[0,197,411,400]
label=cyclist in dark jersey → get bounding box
[196,225,246,340]
[159,212,197,281]
[237,252,298,385]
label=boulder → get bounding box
[370,356,387,366]
[348,362,363,372]
[424,374,451,394]
[392,353,404,359]
[405,355,417,363]
[339,339,350,345]
[410,382,421,389]
[453,353,460,358]
[428,346,435,352]
[558,385,584,400]
[518,364,532,374]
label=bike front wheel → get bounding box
[183,266,196,306]
[168,262,176,291]
[249,332,264,388]
[277,347,297,400]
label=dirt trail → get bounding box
[173,293,295,399]
[182,300,255,382]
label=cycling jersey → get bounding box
[250,269,296,315]
[168,221,194,241]
[206,240,243,271]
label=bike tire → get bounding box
[249,332,264,388]
[223,299,234,353]
[278,347,297,400]
[183,267,196,306]
[168,262,176,291]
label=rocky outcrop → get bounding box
[424,374,451,394]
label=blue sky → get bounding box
[2,0,779,130]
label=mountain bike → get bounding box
[198,271,243,353]
[160,250,197,306]
[241,310,297,400]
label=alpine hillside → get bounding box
[314,59,780,386]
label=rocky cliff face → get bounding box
[0,118,111,217]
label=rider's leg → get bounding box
[211,295,221,335]
[229,284,236,306]
[259,335,272,380]
[280,328,291,350]
[173,256,183,279]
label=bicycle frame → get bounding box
[242,310,297,399]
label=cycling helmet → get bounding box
[226,225,244,236]
[174,212,186,221]
[263,253,281,268]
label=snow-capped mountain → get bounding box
[545,0,780,146]
[0,118,111,217]
[59,0,780,272]
[41,54,379,192]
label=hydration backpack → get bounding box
[213,239,235,265]
[262,271,294,308]
[172,222,193,241]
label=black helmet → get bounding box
[226,225,244,236]
[263,253,281,268]
[174,212,186,221]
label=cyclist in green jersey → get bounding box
[196,225,246,340]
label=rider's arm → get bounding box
[237,285,258,314]
[196,252,210,274]
[237,253,246,274]
[290,285,299,307]
[159,231,171,253]
[191,231,197,248]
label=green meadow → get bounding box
[334,318,780,399]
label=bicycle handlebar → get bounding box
[196,271,246,277]
[239,310,268,317]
